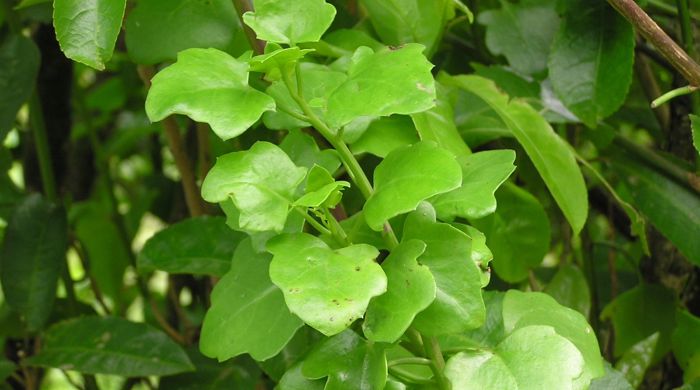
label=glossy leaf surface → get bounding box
[201,142,307,232]
[243,0,336,44]
[448,75,588,234]
[615,333,659,388]
[146,48,275,141]
[0,194,66,330]
[268,233,386,336]
[200,239,303,361]
[350,116,419,158]
[53,0,126,70]
[363,142,462,231]
[411,83,472,157]
[363,240,436,342]
[26,316,193,376]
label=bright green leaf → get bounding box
[544,264,591,318]
[477,0,559,76]
[125,0,246,65]
[615,333,659,388]
[138,216,244,276]
[455,224,493,287]
[471,184,550,283]
[363,240,436,342]
[146,48,275,141]
[26,316,194,376]
[590,363,633,390]
[294,165,349,208]
[0,35,40,138]
[403,203,485,335]
[53,0,126,70]
[268,233,386,336]
[249,45,314,73]
[302,330,387,390]
[200,239,303,361]
[673,310,700,382]
[431,150,516,221]
[447,75,588,234]
[0,194,66,331]
[350,116,419,158]
[326,44,436,128]
[364,142,462,231]
[279,130,341,173]
[548,0,634,127]
[279,363,325,390]
[243,0,336,44]
[202,142,307,232]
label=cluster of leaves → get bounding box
[0,0,699,389]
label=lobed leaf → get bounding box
[243,0,336,45]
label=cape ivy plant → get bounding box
[140,1,604,388]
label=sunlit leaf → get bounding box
[243,0,336,44]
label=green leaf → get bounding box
[502,290,605,387]
[326,44,436,128]
[615,332,659,388]
[53,0,126,70]
[279,363,325,390]
[243,0,336,45]
[359,0,455,56]
[159,349,261,390]
[0,359,15,382]
[457,224,493,287]
[26,316,194,376]
[201,142,307,232]
[403,203,485,335]
[447,75,588,234]
[350,116,419,158]
[138,216,244,276]
[612,153,700,265]
[14,0,51,9]
[0,35,40,137]
[672,310,700,382]
[279,130,341,173]
[411,83,472,157]
[601,284,676,362]
[362,240,436,342]
[544,264,591,318]
[590,363,633,390]
[477,0,559,76]
[548,0,634,127]
[125,0,246,65]
[268,233,386,336]
[691,114,700,156]
[145,48,275,141]
[471,184,550,283]
[200,239,303,362]
[363,142,462,231]
[445,325,584,390]
[0,194,66,331]
[431,150,516,221]
[302,330,387,390]
[294,165,349,208]
[249,46,314,73]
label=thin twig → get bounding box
[232,0,265,54]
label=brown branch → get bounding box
[232,0,266,55]
[607,0,700,86]
[137,65,206,217]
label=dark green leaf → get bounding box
[691,114,700,156]
[363,142,462,231]
[268,233,386,336]
[53,0,126,70]
[146,48,275,141]
[0,359,15,382]
[544,264,591,318]
[403,203,484,335]
[548,0,634,127]
[447,75,588,234]
[0,194,66,330]
[326,44,436,128]
[672,310,700,382]
[243,0,336,44]
[431,150,516,221]
[125,0,246,65]
[615,333,659,388]
[363,240,436,342]
[201,142,307,232]
[0,35,39,137]
[279,130,341,173]
[471,184,550,283]
[159,349,261,390]
[26,316,194,376]
[138,216,244,276]
[279,363,325,390]
[200,239,303,361]
[302,330,387,390]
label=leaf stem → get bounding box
[650,85,699,108]
[28,92,58,201]
[294,207,332,236]
[323,207,350,246]
[388,357,433,367]
[387,367,435,385]
[423,335,451,390]
[231,0,265,55]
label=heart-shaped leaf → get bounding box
[243,0,336,45]
[146,48,275,141]
[402,203,484,335]
[363,142,462,231]
[363,240,436,342]
[199,239,303,361]
[326,44,436,128]
[202,142,307,232]
[431,150,516,221]
[268,233,386,336]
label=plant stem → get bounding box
[607,0,700,86]
[294,207,332,236]
[388,357,433,367]
[423,335,451,390]
[232,0,265,55]
[323,207,350,246]
[651,85,699,107]
[28,93,58,201]
[137,65,206,217]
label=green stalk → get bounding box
[423,335,451,390]
[294,207,332,236]
[388,357,433,367]
[650,85,698,108]
[28,93,58,201]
